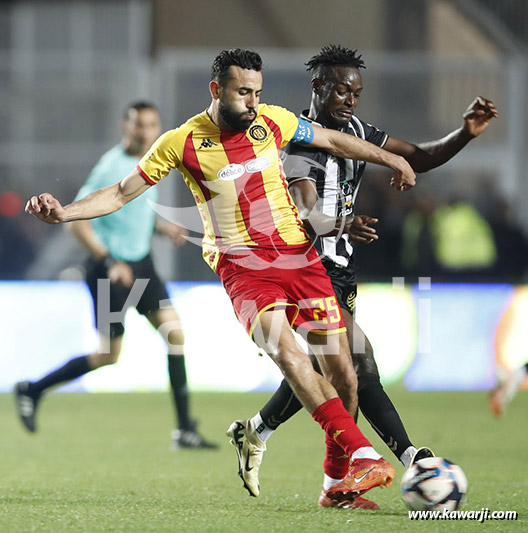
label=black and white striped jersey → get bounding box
[283,111,388,269]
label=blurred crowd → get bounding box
[0,188,43,280]
[354,169,528,283]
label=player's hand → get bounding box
[345,215,379,244]
[462,96,498,137]
[107,261,134,288]
[25,193,66,224]
[156,220,188,247]
[390,155,416,192]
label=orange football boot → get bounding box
[326,458,395,504]
[318,489,380,510]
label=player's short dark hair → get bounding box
[123,100,158,120]
[306,45,365,81]
[211,48,263,86]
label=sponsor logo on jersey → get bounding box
[199,138,217,149]
[245,157,270,173]
[217,163,245,180]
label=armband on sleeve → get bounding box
[291,118,314,145]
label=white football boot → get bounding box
[226,419,266,497]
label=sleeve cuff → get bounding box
[136,165,156,185]
[287,176,316,186]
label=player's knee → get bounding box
[352,348,379,377]
[99,352,119,366]
[329,366,358,396]
[274,346,311,381]
[357,372,382,394]
[166,328,184,348]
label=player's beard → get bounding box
[218,99,256,131]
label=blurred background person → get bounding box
[400,194,498,282]
[488,196,528,282]
[489,361,528,416]
[14,101,217,450]
[399,194,441,278]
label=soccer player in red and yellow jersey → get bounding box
[26,48,416,504]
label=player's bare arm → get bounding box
[289,178,378,244]
[310,125,416,191]
[25,170,151,224]
[385,96,498,173]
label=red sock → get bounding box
[312,397,372,457]
[324,433,350,479]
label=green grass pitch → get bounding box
[0,387,526,532]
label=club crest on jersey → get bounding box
[217,163,245,181]
[249,125,267,141]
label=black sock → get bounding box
[357,373,413,462]
[260,378,303,430]
[168,354,192,431]
[30,355,92,395]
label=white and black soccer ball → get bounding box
[401,457,468,511]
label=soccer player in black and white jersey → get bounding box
[227,45,498,509]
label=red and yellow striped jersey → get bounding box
[137,104,309,271]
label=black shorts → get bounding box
[85,253,169,337]
[322,259,357,317]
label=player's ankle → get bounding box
[351,446,381,461]
[400,446,417,468]
[250,412,274,443]
[323,474,342,491]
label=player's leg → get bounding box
[254,309,340,410]
[229,307,330,497]
[332,271,428,466]
[223,249,393,500]
[489,361,528,416]
[253,308,393,499]
[88,335,124,367]
[345,311,430,467]
[308,330,358,415]
[230,324,428,504]
[305,330,381,509]
[135,254,216,448]
[14,333,123,433]
[145,306,217,449]
[14,258,127,433]
[249,275,432,467]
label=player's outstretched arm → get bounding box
[310,125,416,192]
[25,170,151,224]
[385,96,498,173]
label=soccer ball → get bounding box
[401,457,468,511]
